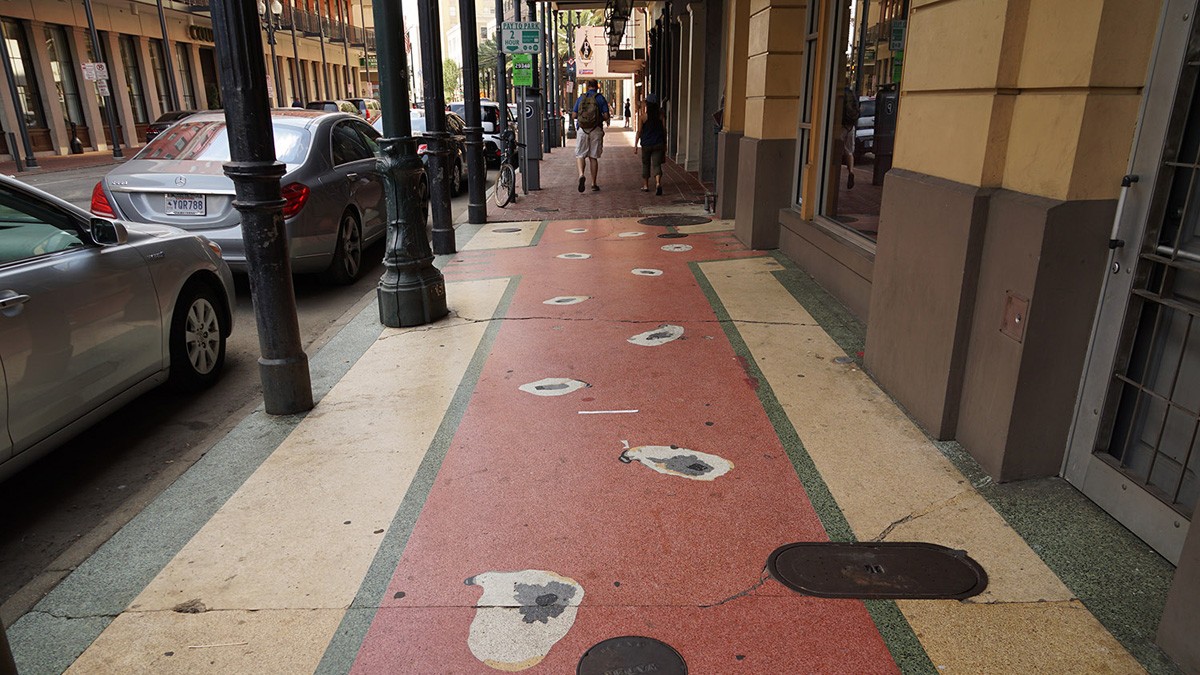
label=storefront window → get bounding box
[174,43,196,109]
[44,25,85,127]
[2,19,47,128]
[118,35,149,123]
[796,0,908,244]
[148,39,173,112]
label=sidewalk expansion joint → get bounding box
[378,312,824,336]
[871,488,977,543]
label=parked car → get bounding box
[855,96,875,161]
[0,174,234,482]
[146,109,197,143]
[306,100,360,116]
[346,97,382,122]
[373,110,469,197]
[95,109,387,285]
[448,101,517,167]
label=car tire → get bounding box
[168,282,227,391]
[323,209,364,285]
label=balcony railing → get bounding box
[176,0,373,47]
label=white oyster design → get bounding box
[631,268,663,276]
[660,244,693,252]
[543,296,590,305]
[519,377,589,396]
[619,443,734,481]
[556,252,591,260]
[464,570,584,671]
[565,227,589,233]
[618,231,646,238]
[628,324,685,346]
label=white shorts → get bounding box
[575,126,605,159]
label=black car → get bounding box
[373,111,469,197]
[145,110,196,143]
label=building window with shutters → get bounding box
[44,25,86,130]
[174,43,196,109]
[148,39,172,112]
[118,35,149,123]
[1,19,47,129]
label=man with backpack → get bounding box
[573,80,610,192]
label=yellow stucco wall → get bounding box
[895,0,1161,201]
[743,0,807,140]
[723,0,752,133]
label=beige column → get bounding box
[681,2,706,172]
[186,43,208,109]
[673,15,690,163]
[716,0,751,219]
[68,27,106,151]
[137,37,164,122]
[0,57,21,160]
[734,0,806,249]
[28,20,70,155]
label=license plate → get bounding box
[165,193,206,216]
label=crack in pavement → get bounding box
[872,488,978,542]
[699,570,772,608]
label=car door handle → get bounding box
[0,293,30,309]
[346,172,359,181]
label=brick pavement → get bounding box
[490,127,709,222]
[0,149,124,177]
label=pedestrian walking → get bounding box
[635,94,667,196]
[573,80,610,192]
[624,99,632,128]
[841,86,859,189]
[291,97,303,108]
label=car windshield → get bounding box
[859,100,876,118]
[135,120,311,164]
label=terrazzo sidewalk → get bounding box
[5,209,1172,674]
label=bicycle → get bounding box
[494,127,524,208]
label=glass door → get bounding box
[1065,0,1199,564]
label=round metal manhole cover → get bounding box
[492,227,522,233]
[637,215,712,227]
[578,636,686,675]
[658,232,689,239]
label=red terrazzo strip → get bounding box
[350,218,900,673]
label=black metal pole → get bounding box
[459,0,487,224]
[316,0,331,98]
[375,0,448,327]
[339,0,352,96]
[83,0,120,159]
[359,0,372,97]
[262,12,284,106]
[0,20,38,168]
[156,0,181,110]
[495,0,508,135]
[540,1,550,153]
[417,0,455,254]
[211,0,313,415]
[288,4,306,102]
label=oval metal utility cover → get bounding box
[492,227,522,233]
[578,636,686,675]
[637,215,712,227]
[660,244,693,252]
[631,268,663,276]
[658,232,689,239]
[557,252,591,260]
[766,542,988,600]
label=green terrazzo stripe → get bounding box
[764,252,1180,675]
[689,260,937,675]
[528,219,550,247]
[314,275,521,674]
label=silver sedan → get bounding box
[0,175,235,482]
[94,109,387,284]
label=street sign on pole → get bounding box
[501,21,542,53]
[512,53,533,86]
[95,62,109,80]
[81,62,97,81]
[95,79,110,96]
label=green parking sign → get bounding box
[512,53,533,87]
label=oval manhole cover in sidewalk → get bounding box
[766,542,988,600]
[578,636,686,675]
[637,215,712,227]
[658,232,689,239]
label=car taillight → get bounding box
[280,182,309,219]
[417,144,428,155]
[91,182,116,217]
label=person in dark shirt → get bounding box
[635,94,667,196]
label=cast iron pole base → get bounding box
[464,125,487,224]
[379,264,448,327]
[259,355,314,414]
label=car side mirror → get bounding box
[482,121,495,133]
[90,217,128,246]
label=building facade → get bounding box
[0,0,369,159]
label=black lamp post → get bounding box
[258,0,286,106]
[287,0,307,103]
[417,0,455,254]
[375,0,448,327]
[458,0,487,224]
[211,0,313,414]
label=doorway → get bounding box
[1065,0,1199,564]
[198,47,221,109]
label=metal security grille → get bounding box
[1099,25,1200,517]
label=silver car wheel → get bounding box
[340,213,362,278]
[184,297,221,375]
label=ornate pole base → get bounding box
[378,264,448,328]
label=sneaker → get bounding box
[847,172,855,189]
[655,185,662,196]
[592,185,600,191]
[578,176,586,193]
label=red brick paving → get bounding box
[491,128,709,223]
[0,149,124,177]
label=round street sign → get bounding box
[525,104,534,119]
